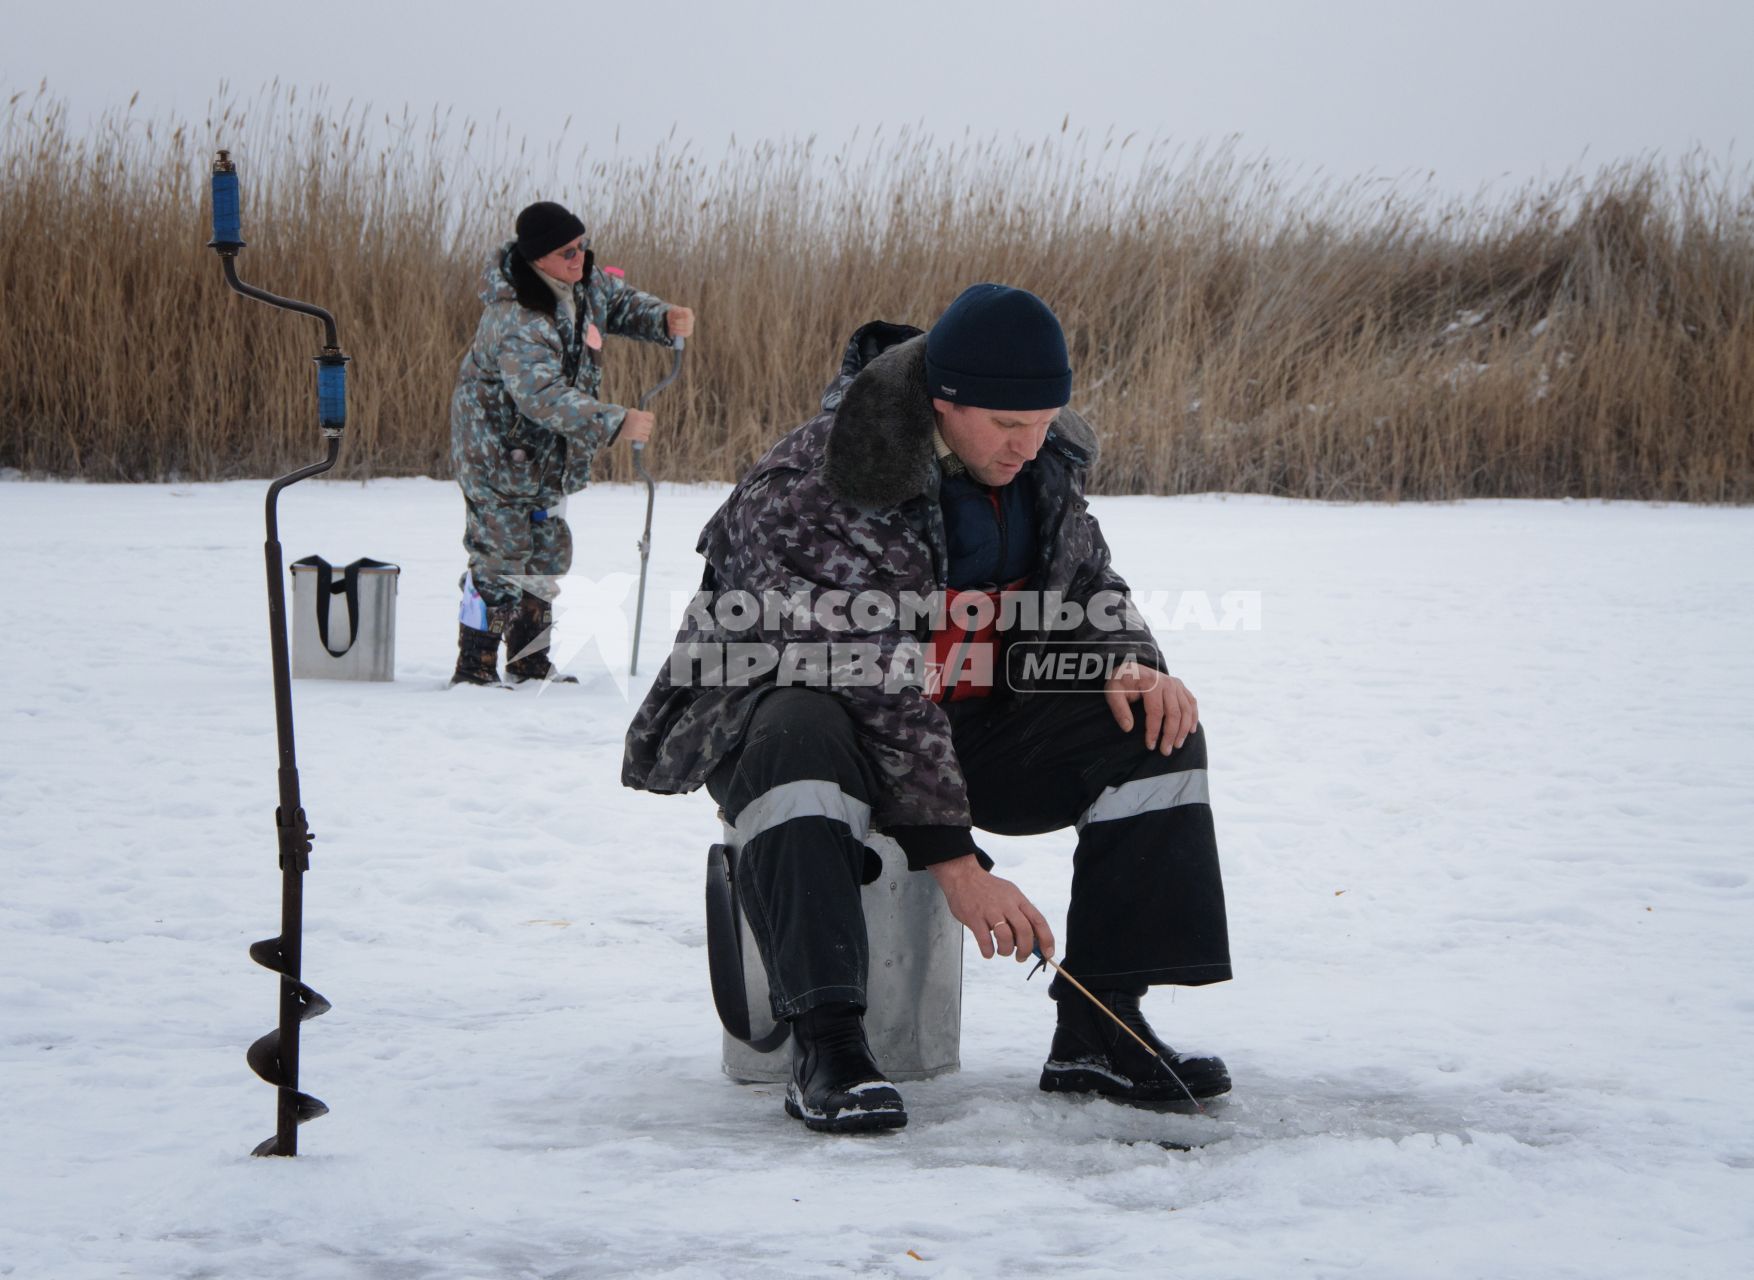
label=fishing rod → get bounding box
[1029,946,1205,1113]
[208,149,348,1156]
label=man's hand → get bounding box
[620,408,656,444]
[1104,660,1198,755]
[665,307,695,339]
[928,853,1055,962]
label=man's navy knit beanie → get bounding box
[924,284,1072,411]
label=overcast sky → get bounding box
[6,0,1750,197]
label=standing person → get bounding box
[450,201,694,686]
[623,285,1231,1133]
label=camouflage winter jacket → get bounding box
[451,242,674,507]
[621,322,1163,858]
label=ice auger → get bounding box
[629,337,686,677]
[208,150,348,1156]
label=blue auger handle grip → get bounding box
[211,167,242,245]
[317,360,346,429]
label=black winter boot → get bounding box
[1040,988,1230,1107]
[504,593,579,684]
[449,605,511,687]
[784,1002,907,1133]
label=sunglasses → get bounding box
[556,240,590,261]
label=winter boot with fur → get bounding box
[504,593,579,685]
[450,605,512,687]
[1040,988,1230,1106]
[784,1002,908,1133]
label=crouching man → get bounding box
[623,284,1232,1133]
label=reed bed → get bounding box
[3,84,1751,500]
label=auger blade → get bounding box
[295,983,332,1021]
[246,980,331,1081]
[249,936,286,974]
[247,1028,284,1086]
[250,1090,328,1158]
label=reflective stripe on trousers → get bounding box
[1076,768,1210,833]
[728,778,873,851]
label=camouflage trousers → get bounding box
[462,491,573,610]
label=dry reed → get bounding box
[3,84,1751,500]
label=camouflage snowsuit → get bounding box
[451,242,674,608]
[621,322,1163,839]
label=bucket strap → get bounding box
[292,556,394,657]
[706,842,791,1053]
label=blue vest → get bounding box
[940,467,1038,590]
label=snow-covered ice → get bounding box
[2,477,1750,1278]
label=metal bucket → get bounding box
[711,831,963,1084]
[289,556,399,681]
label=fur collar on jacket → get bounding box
[500,244,594,317]
[824,330,1098,511]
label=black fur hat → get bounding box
[514,201,587,261]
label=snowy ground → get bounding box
[2,475,1751,1279]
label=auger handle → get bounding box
[209,151,349,433]
[209,153,244,249]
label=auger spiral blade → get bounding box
[248,939,333,1014]
[246,967,332,1156]
[245,983,333,1083]
[251,1090,331,1157]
